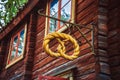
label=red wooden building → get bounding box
[0,0,120,80]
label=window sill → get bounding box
[6,55,24,69]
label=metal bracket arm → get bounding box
[38,10,95,54]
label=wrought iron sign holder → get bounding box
[38,10,95,55]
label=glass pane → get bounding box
[20,29,24,43]
[50,0,59,17]
[61,0,70,8]
[61,0,71,21]
[18,29,25,56]
[49,0,59,32]
[10,36,18,61]
[13,36,18,46]
[12,36,18,52]
[49,19,57,33]
[18,45,22,56]
[10,48,16,61]
[60,0,71,26]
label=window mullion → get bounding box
[16,34,20,58]
[48,1,51,33]
[58,0,61,30]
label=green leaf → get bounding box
[0,0,28,27]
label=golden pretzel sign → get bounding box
[43,32,80,60]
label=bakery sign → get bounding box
[39,75,68,80]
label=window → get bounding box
[45,0,76,34]
[6,24,27,68]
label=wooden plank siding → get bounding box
[32,0,98,80]
[0,0,119,80]
[0,13,37,80]
[95,0,112,80]
[0,0,39,79]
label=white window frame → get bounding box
[45,0,76,36]
[6,24,27,68]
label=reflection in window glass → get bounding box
[8,29,25,64]
[49,0,59,33]
[18,30,25,56]
[61,0,71,21]
[50,0,59,17]
[49,19,57,33]
[10,36,18,61]
[10,49,16,61]
[48,0,72,33]
[61,0,71,26]
[13,36,18,46]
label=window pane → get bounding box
[50,0,59,17]
[10,36,18,61]
[61,0,70,8]
[20,29,24,43]
[61,0,71,21]
[49,19,57,32]
[61,0,71,26]
[13,36,18,52]
[18,30,25,56]
[49,0,59,32]
[10,48,16,61]
[13,36,18,46]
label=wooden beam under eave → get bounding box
[0,0,39,40]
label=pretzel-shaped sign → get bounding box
[43,32,80,60]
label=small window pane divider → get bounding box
[38,9,96,55]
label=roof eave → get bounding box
[0,0,39,40]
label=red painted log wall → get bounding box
[32,0,98,80]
